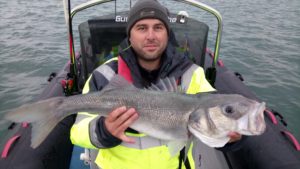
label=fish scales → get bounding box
[63,87,197,140]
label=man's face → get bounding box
[129,19,168,63]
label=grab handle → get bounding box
[1,135,21,158]
[281,130,300,151]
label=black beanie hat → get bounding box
[126,0,170,36]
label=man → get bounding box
[70,0,242,168]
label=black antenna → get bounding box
[67,0,78,92]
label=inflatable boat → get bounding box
[1,0,299,169]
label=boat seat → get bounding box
[78,12,209,84]
[78,17,127,83]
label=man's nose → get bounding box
[146,29,156,40]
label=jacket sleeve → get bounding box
[70,70,121,149]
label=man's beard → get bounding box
[137,53,161,62]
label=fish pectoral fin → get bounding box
[166,140,186,157]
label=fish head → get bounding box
[235,100,266,135]
[188,94,266,146]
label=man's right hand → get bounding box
[104,106,139,143]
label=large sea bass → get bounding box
[5,75,266,150]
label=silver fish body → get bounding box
[5,76,266,149]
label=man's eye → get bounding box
[155,26,163,30]
[137,26,146,31]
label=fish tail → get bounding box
[5,97,65,148]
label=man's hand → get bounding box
[228,132,242,143]
[104,106,139,143]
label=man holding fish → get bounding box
[6,0,266,169]
[70,0,245,168]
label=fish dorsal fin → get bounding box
[102,75,136,92]
[147,77,181,92]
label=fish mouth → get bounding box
[250,102,266,135]
[238,102,266,136]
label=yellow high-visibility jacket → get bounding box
[71,44,215,169]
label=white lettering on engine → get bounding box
[115,16,128,22]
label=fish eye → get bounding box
[225,106,234,114]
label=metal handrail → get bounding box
[71,0,113,18]
[175,0,223,68]
[71,0,222,67]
